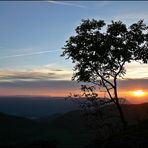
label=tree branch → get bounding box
[102,79,116,104]
[89,63,115,88]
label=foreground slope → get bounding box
[0,103,148,148]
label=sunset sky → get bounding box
[0,1,148,103]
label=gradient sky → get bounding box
[0,1,148,103]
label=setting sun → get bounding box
[133,90,145,97]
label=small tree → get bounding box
[68,85,123,139]
[61,19,148,129]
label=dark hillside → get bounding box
[49,103,148,129]
[0,96,78,118]
[88,119,148,148]
[0,103,148,148]
[49,110,84,129]
[0,112,45,145]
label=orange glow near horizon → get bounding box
[0,88,80,97]
[122,89,148,103]
[133,90,145,97]
[0,87,147,103]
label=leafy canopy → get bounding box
[62,19,148,84]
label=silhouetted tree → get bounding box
[68,85,124,139]
[61,19,148,129]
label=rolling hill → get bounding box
[0,103,148,148]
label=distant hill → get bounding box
[0,112,36,126]
[0,112,43,145]
[0,96,78,118]
[120,103,148,124]
[0,111,91,148]
[48,103,148,129]
[0,102,148,148]
[49,110,84,130]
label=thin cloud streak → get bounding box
[0,65,72,82]
[48,1,88,9]
[0,50,59,60]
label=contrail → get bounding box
[48,1,88,9]
[0,50,59,60]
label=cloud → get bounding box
[0,65,72,82]
[0,78,148,93]
[0,75,148,90]
[0,78,148,99]
[48,1,88,9]
[124,62,148,79]
[0,80,79,89]
[48,1,111,9]
[0,80,82,97]
[118,78,148,90]
[0,50,59,60]
[0,71,56,81]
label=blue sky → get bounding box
[0,1,148,101]
[0,1,148,70]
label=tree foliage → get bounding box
[61,19,148,128]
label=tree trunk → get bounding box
[114,79,127,129]
[115,98,127,129]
